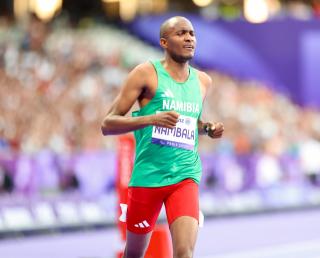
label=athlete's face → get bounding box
[160,19,196,63]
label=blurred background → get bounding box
[0,0,320,257]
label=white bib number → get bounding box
[151,114,196,150]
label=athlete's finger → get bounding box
[167,116,179,124]
[168,121,178,127]
[163,122,176,129]
[214,123,224,131]
[167,111,180,119]
[165,117,178,125]
[214,127,224,134]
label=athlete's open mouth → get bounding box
[183,45,194,49]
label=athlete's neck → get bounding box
[162,57,189,83]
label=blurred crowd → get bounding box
[199,73,320,197]
[0,16,160,196]
[0,16,320,200]
[0,15,149,155]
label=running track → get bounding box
[0,209,320,258]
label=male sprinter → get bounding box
[101,16,224,258]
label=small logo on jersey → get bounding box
[134,220,150,228]
[161,89,174,98]
[185,117,191,125]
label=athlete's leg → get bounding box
[124,186,164,257]
[123,231,152,258]
[170,216,198,258]
[164,179,199,258]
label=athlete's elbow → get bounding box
[101,118,113,136]
[101,125,108,136]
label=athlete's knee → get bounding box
[173,245,194,258]
[123,242,149,258]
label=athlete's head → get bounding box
[159,16,196,63]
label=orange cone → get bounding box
[145,224,173,258]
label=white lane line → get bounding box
[199,239,320,258]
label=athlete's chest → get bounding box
[139,71,203,117]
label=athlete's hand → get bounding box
[206,122,224,139]
[151,111,179,129]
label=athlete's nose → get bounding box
[184,33,192,42]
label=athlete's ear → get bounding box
[160,37,168,49]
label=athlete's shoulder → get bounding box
[126,61,157,91]
[126,62,156,87]
[195,69,212,88]
[131,61,155,76]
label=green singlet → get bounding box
[129,60,203,187]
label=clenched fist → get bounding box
[205,122,224,139]
[151,111,179,129]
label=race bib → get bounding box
[151,114,196,150]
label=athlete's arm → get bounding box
[197,71,224,138]
[198,119,224,138]
[101,63,179,135]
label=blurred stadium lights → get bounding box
[119,0,138,21]
[268,0,282,17]
[102,0,167,21]
[136,0,168,15]
[139,0,154,14]
[14,0,63,21]
[30,0,63,21]
[244,0,282,22]
[14,0,29,19]
[152,0,168,13]
[8,0,320,22]
[192,0,213,8]
[244,0,269,23]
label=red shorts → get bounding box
[125,179,199,234]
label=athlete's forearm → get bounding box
[101,115,154,135]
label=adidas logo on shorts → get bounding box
[134,220,150,228]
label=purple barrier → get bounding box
[0,148,317,205]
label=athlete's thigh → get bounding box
[124,186,164,257]
[170,216,198,257]
[126,186,164,234]
[164,179,199,226]
[164,179,199,256]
